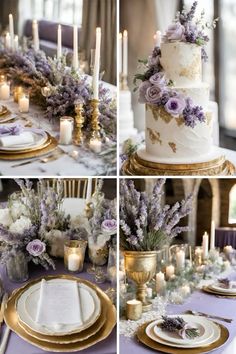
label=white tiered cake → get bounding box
[119,89,137,143]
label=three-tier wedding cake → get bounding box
[126,1,233,174]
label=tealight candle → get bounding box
[89,138,102,153]
[18,94,29,113]
[224,245,233,255]
[126,299,142,320]
[156,271,166,294]
[165,264,175,280]
[59,116,73,145]
[0,82,10,100]
[176,249,185,272]
[64,240,87,273]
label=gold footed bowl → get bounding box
[122,152,236,176]
[124,251,157,311]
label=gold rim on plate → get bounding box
[0,132,52,154]
[202,286,236,298]
[0,105,10,117]
[4,274,117,352]
[122,152,236,176]
[0,134,58,160]
[136,320,229,354]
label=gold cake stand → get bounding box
[122,152,236,176]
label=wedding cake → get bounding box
[119,89,137,142]
[135,1,219,165]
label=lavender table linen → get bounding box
[0,260,116,354]
[120,273,236,354]
[215,227,236,248]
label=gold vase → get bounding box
[124,251,157,311]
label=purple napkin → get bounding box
[0,124,23,137]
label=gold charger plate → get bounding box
[202,286,236,298]
[0,105,10,117]
[122,152,236,176]
[4,274,116,352]
[0,134,58,160]
[136,321,229,353]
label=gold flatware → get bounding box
[11,149,64,167]
[185,310,233,323]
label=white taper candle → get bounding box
[123,30,128,76]
[57,24,62,59]
[73,25,79,70]
[92,27,101,100]
[9,14,14,49]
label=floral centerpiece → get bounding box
[0,179,70,281]
[134,1,218,128]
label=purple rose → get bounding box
[165,96,186,117]
[26,239,46,256]
[138,80,152,103]
[145,85,162,104]
[102,219,117,235]
[166,22,185,40]
[149,72,166,88]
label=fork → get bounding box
[185,310,233,323]
[11,149,64,167]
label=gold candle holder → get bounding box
[120,74,128,90]
[126,299,142,320]
[90,99,101,137]
[73,101,84,146]
[64,240,87,273]
[13,86,23,103]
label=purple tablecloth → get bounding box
[215,227,236,248]
[0,260,116,354]
[120,273,236,354]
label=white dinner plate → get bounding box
[153,315,213,346]
[0,112,17,123]
[0,129,47,151]
[146,315,220,349]
[16,279,101,336]
[209,282,236,294]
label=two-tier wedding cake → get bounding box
[122,1,234,175]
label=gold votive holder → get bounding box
[13,86,23,102]
[126,299,142,321]
[64,240,87,273]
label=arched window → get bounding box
[228,185,236,223]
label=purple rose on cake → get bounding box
[165,96,186,117]
[166,22,185,40]
[149,72,166,88]
[145,86,162,104]
[26,239,46,256]
[138,81,152,103]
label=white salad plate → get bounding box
[16,279,101,336]
[0,129,47,151]
[209,282,236,294]
[146,315,220,349]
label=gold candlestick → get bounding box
[73,101,84,146]
[90,99,101,137]
[120,74,128,90]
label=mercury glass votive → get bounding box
[126,299,142,320]
[64,240,87,273]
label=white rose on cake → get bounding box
[0,208,13,227]
[9,216,32,234]
[10,200,29,220]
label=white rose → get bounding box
[9,216,32,234]
[70,215,90,232]
[10,201,28,221]
[45,229,69,258]
[0,208,13,227]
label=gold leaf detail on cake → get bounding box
[168,142,177,153]
[147,128,162,145]
[205,112,212,125]
[175,117,185,126]
[147,104,172,123]
[179,56,200,80]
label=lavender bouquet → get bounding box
[120,179,192,251]
[0,179,70,269]
[160,316,199,339]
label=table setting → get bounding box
[119,179,236,354]
[0,14,117,176]
[0,178,117,354]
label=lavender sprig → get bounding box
[160,316,199,339]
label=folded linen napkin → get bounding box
[0,124,23,137]
[36,279,83,328]
[0,131,34,147]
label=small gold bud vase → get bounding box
[73,100,84,146]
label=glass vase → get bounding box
[6,252,29,282]
[88,242,109,266]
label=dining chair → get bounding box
[38,179,98,198]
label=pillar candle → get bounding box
[119,32,122,76]
[5,33,10,50]
[9,14,14,49]
[126,299,142,320]
[32,20,39,51]
[154,30,162,47]
[210,220,215,249]
[156,271,166,293]
[18,95,29,113]
[165,264,175,280]
[72,25,79,70]
[176,249,185,272]
[123,30,128,76]
[57,24,62,59]
[92,27,101,99]
[0,83,10,100]
[14,35,19,51]
[60,118,73,144]
[86,178,92,203]
[68,253,81,271]
[202,231,209,259]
